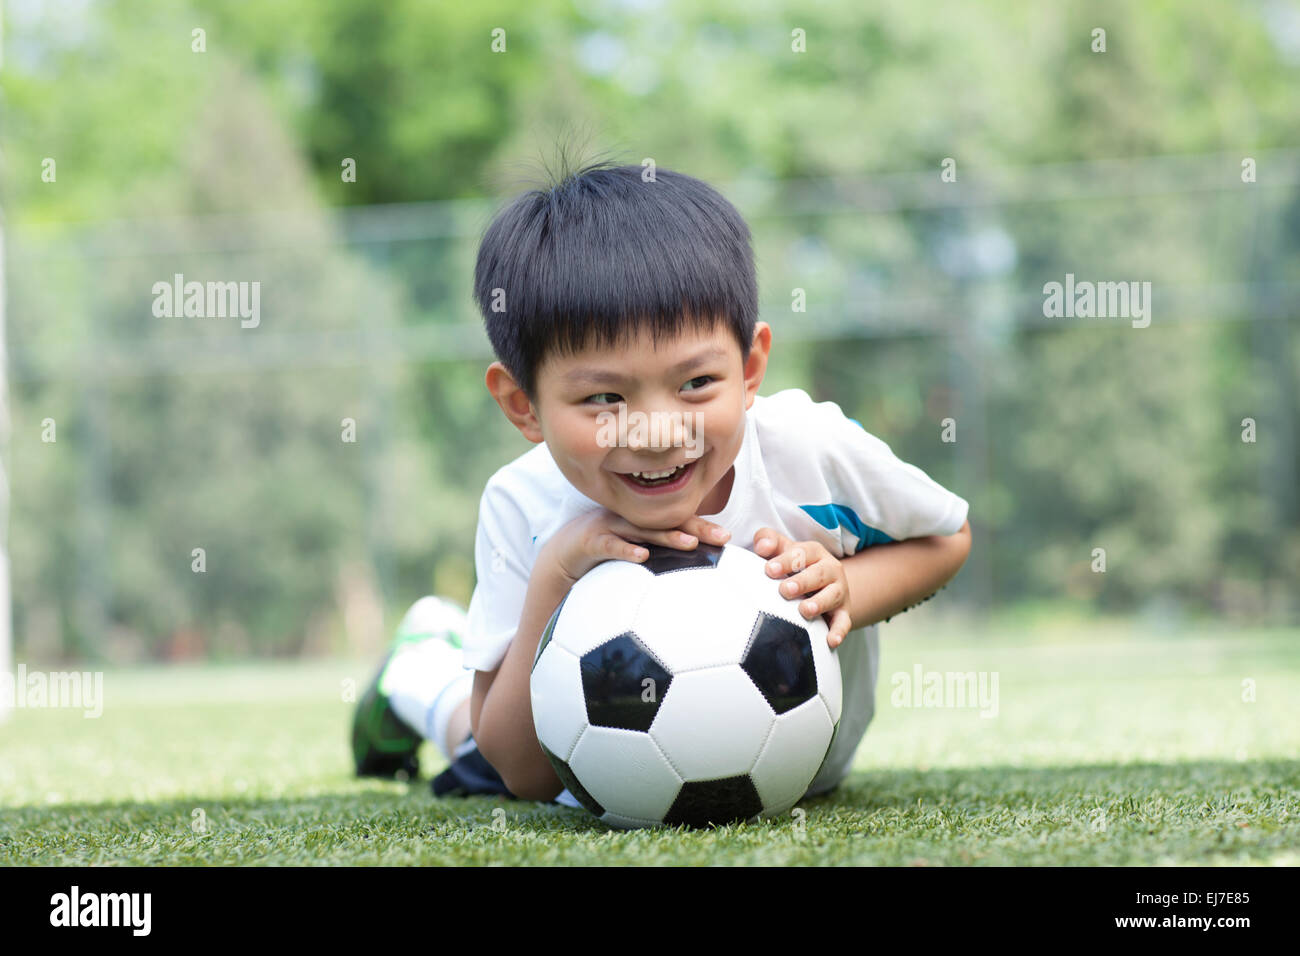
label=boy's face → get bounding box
[488,319,771,531]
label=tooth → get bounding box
[629,465,683,481]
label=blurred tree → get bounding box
[2,0,1297,662]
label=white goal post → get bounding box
[0,4,12,722]
[0,180,11,724]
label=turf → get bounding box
[2,612,1297,865]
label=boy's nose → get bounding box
[624,408,692,450]
[626,431,668,451]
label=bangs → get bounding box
[475,161,757,399]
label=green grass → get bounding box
[2,612,1297,865]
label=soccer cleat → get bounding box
[351,650,422,779]
[350,596,468,779]
[431,735,517,799]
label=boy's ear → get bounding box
[485,361,545,444]
[743,322,772,411]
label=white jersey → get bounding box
[463,387,969,794]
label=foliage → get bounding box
[2,0,1297,659]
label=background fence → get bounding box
[6,150,1299,666]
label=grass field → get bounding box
[2,610,1297,865]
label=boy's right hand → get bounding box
[543,509,732,586]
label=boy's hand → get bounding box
[753,527,853,649]
[545,508,732,586]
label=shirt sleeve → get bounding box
[791,389,968,549]
[461,476,535,672]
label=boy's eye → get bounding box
[585,377,713,404]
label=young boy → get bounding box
[351,159,972,808]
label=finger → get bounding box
[612,519,701,551]
[825,608,853,648]
[768,552,830,595]
[682,517,731,544]
[792,578,843,619]
[752,527,791,557]
[601,533,649,562]
[767,542,825,579]
[787,541,825,574]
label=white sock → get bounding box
[427,669,475,762]
[382,597,475,761]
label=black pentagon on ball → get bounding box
[663,775,764,828]
[580,632,672,732]
[640,541,724,574]
[741,611,818,714]
[539,742,605,818]
[531,592,569,673]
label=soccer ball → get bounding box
[530,541,842,829]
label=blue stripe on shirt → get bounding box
[799,503,894,552]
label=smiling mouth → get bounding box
[616,457,700,492]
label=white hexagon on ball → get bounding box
[749,694,836,815]
[649,665,775,780]
[631,572,758,673]
[529,644,588,762]
[568,724,682,822]
[550,559,652,659]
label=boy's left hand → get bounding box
[753,527,853,649]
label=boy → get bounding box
[351,159,972,807]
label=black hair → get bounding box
[473,157,758,403]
